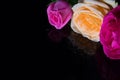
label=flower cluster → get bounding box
[46,0,120,59]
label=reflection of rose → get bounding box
[95,45,120,80]
[100,6,120,59]
[48,26,70,43]
[47,0,73,29]
[68,31,99,55]
[71,1,110,42]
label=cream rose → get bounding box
[71,1,110,42]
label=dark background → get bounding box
[28,0,120,80]
[10,0,120,80]
[2,0,120,80]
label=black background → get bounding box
[11,0,120,80]
[31,0,120,80]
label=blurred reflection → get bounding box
[48,26,71,43]
[68,30,100,55]
[95,45,120,80]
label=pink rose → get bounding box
[47,0,73,29]
[100,6,120,59]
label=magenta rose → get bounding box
[47,0,73,29]
[100,6,120,59]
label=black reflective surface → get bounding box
[33,0,120,80]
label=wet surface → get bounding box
[32,0,120,80]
